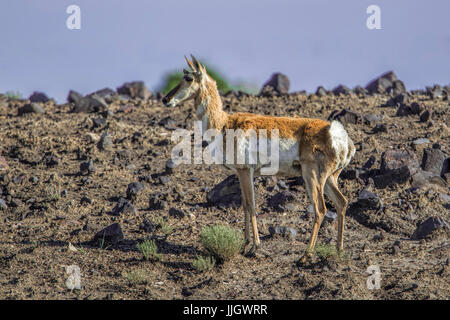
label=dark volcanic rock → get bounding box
[72,95,107,113]
[381,150,420,176]
[93,223,124,244]
[372,123,387,133]
[391,80,407,95]
[112,197,137,215]
[411,217,449,240]
[117,81,151,100]
[328,109,362,125]
[357,189,383,210]
[67,90,83,103]
[332,85,351,96]
[268,226,297,240]
[421,148,447,176]
[139,219,156,233]
[165,159,176,174]
[365,71,400,94]
[29,92,49,103]
[371,72,405,95]
[206,175,241,208]
[315,86,327,97]
[411,171,446,188]
[268,191,297,211]
[260,73,290,95]
[427,85,443,99]
[419,109,432,122]
[396,104,412,117]
[410,102,424,115]
[363,114,383,124]
[18,103,45,115]
[373,150,420,188]
[0,198,7,210]
[79,159,96,175]
[90,88,115,99]
[149,192,168,210]
[169,207,188,218]
[353,85,368,95]
[126,182,145,201]
[98,132,113,150]
[159,117,177,130]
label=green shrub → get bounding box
[156,217,173,236]
[136,239,161,261]
[192,255,216,272]
[315,243,338,261]
[124,270,149,286]
[159,65,232,95]
[200,225,244,263]
[5,91,22,100]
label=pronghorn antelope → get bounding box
[163,55,355,265]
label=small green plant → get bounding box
[136,239,162,261]
[192,255,216,272]
[200,225,244,263]
[97,232,111,250]
[156,217,173,236]
[46,186,61,202]
[124,270,149,287]
[315,243,338,261]
[4,91,22,100]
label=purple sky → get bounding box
[0,0,449,102]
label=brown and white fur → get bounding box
[163,55,355,265]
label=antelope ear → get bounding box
[184,55,196,71]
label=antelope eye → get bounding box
[184,75,193,82]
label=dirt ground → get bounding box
[0,89,448,300]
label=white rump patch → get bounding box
[329,121,354,169]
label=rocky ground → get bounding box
[0,74,449,300]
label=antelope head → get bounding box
[162,55,207,107]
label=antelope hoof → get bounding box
[245,244,260,257]
[296,252,313,267]
[241,239,251,254]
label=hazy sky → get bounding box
[0,0,449,102]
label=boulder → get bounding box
[149,192,168,210]
[268,191,297,211]
[206,175,241,208]
[328,109,362,125]
[93,223,124,244]
[72,95,107,113]
[365,71,401,94]
[29,91,49,103]
[332,85,351,96]
[117,81,151,100]
[67,90,83,103]
[126,182,145,201]
[315,86,327,97]
[411,217,449,240]
[421,148,447,176]
[373,150,420,188]
[111,197,137,216]
[260,73,290,95]
[268,226,297,240]
[18,103,45,115]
